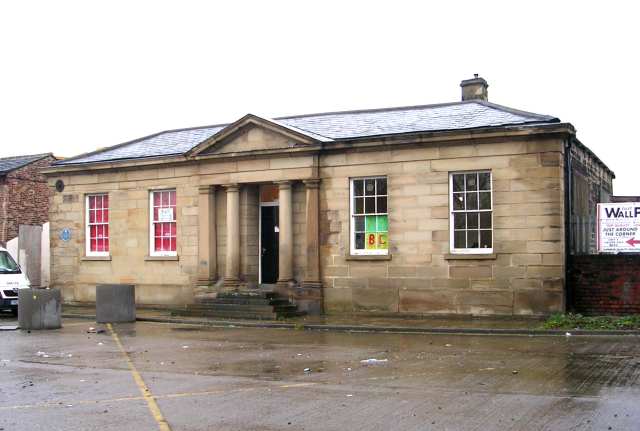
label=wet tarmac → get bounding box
[1,313,639,430]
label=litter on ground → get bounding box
[360,358,388,365]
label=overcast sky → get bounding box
[1,1,638,194]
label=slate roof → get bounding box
[0,153,53,175]
[55,100,559,166]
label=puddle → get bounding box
[207,359,329,380]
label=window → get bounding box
[350,177,388,255]
[0,250,20,273]
[450,171,493,254]
[150,190,177,256]
[86,194,109,256]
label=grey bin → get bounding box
[96,284,136,323]
[18,288,62,330]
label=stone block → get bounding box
[510,254,540,265]
[449,265,492,279]
[352,287,398,312]
[542,253,563,266]
[18,289,62,330]
[507,154,539,167]
[416,265,449,279]
[456,290,513,308]
[438,144,475,158]
[526,266,563,278]
[527,241,562,254]
[96,284,136,323]
[388,266,417,277]
[476,141,527,156]
[399,289,455,313]
[323,288,353,312]
[431,156,510,172]
[431,278,470,289]
[514,289,563,315]
[493,265,526,280]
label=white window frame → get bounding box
[149,189,178,257]
[85,193,109,257]
[449,170,493,254]
[349,176,389,256]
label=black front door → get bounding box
[260,206,279,284]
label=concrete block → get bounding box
[96,284,136,323]
[18,288,62,330]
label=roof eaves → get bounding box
[476,100,559,122]
[54,123,227,166]
[322,119,567,143]
[572,137,615,178]
[0,152,54,174]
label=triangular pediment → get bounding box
[188,114,323,157]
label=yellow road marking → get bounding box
[0,381,317,412]
[107,323,172,431]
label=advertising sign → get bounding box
[158,207,174,222]
[364,215,388,250]
[597,202,640,253]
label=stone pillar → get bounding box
[224,184,240,288]
[197,185,217,286]
[303,179,321,288]
[276,181,293,287]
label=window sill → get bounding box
[81,256,112,261]
[346,254,392,261]
[144,255,179,261]
[444,253,496,260]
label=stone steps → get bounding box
[172,289,301,320]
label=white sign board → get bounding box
[158,208,174,222]
[597,202,640,253]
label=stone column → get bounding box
[224,184,240,288]
[302,179,321,289]
[276,181,293,287]
[197,185,217,286]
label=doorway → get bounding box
[259,204,279,284]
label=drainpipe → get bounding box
[563,137,574,312]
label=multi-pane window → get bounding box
[450,171,493,253]
[86,194,109,256]
[350,177,388,255]
[150,190,177,256]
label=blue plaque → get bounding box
[60,228,72,242]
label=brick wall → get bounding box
[570,255,640,315]
[0,156,56,244]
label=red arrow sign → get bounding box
[626,237,640,247]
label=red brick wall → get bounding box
[570,255,640,315]
[0,156,56,244]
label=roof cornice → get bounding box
[43,122,574,175]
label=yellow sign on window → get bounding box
[366,232,388,250]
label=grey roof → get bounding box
[57,125,226,166]
[276,100,557,140]
[56,100,559,166]
[0,153,53,175]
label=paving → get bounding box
[62,305,639,336]
[1,312,639,430]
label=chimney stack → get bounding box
[460,74,488,101]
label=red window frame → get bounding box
[86,194,109,256]
[150,190,177,256]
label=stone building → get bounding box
[44,77,613,316]
[0,153,57,246]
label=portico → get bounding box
[195,176,322,311]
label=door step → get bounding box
[172,290,302,320]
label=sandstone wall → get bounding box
[319,138,566,316]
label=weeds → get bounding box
[541,313,640,330]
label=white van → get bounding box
[0,247,30,315]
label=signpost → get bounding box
[597,202,640,253]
